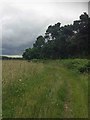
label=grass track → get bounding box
[2,60,88,118]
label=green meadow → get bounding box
[2,59,89,118]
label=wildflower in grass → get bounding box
[19,79,22,82]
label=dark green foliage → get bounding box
[33,36,45,48]
[61,59,90,73]
[23,13,89,59]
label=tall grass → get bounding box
[2,59,88,118]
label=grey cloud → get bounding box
[2,41,34,55]
[2,6,49,55]
[2,1,88,55]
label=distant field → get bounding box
[2,59,89,118]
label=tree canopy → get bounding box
[23,12,89,59]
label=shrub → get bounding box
[62,59,90,73]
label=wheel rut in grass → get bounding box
[2,60,88,118]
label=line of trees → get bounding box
[23,12,89,60]
[1,56,23,60]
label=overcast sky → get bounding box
[0,0,89,55]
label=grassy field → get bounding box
[2,59,89,118]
